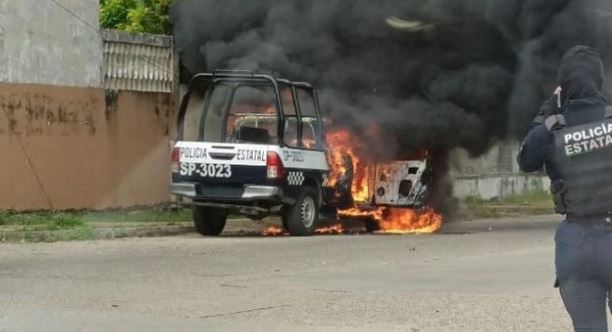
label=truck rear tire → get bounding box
[282,186,319,236]
[193,206,227,236]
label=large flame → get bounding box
[261,127,443,236]
[338,207,442,234]
[327,128,443,234]
[325,129,371,202]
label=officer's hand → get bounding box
[553,86,562,108]
[531,87,563,126]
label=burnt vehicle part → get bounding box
[366,158,432,208]
[324,154,433,232]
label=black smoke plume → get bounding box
[171,0,612,213]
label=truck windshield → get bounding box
[224,85,277,144]
[181,82,279,144]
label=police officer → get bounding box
[518,45,612,332]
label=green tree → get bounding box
[100,0,173,35]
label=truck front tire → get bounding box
[193,206,227,236]
[282,186,319,236]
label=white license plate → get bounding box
[179,163,232,178]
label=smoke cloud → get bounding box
[171,0,611,156]
[171,0,612,212]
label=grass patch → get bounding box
[501,189,552,205]
[459,189,554,220]
[0,212,84,229]
[80,209,191,223]
[0,207,193,243]
[2,225,96,243]
[0,208,192,229]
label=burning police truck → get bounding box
[171,70,442,237]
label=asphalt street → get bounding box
[0,215,580,331]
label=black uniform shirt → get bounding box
[518,123,556,178]
[518,100,609,180]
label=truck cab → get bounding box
[171,71,329,236]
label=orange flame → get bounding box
[261,225,285,236]
[261,224,344,236]
[325,129,370,202]
[337,207,442,234]
[261,126,444,237]
[314,223,344,235]
[327,128,443,234]
[377,208,442,234]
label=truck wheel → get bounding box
[192,206,227,236]
[282,186,319,236]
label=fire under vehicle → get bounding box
[170,70,436,236]
[322,147,433,232]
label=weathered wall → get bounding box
[451,142,549,199]
[0,83,174,210]
[451,142,522,176]
[103,30,176,93]
[0,0,102,87]
[454,174,550,200]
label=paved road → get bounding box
[0,215,578,331]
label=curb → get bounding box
[93,225,196,240]
[0,219,273,243]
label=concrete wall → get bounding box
[454,174,550,200]
[0,83,174,210]
[0,0,102,87]
[451,142,549,199]
[451,142,521,176]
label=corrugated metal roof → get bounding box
[102,30,176,93]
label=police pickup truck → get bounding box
[171,71,434,236]
[170,71,329,236]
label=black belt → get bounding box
[567,214,612,226]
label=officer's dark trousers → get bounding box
[555,221,612,332]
